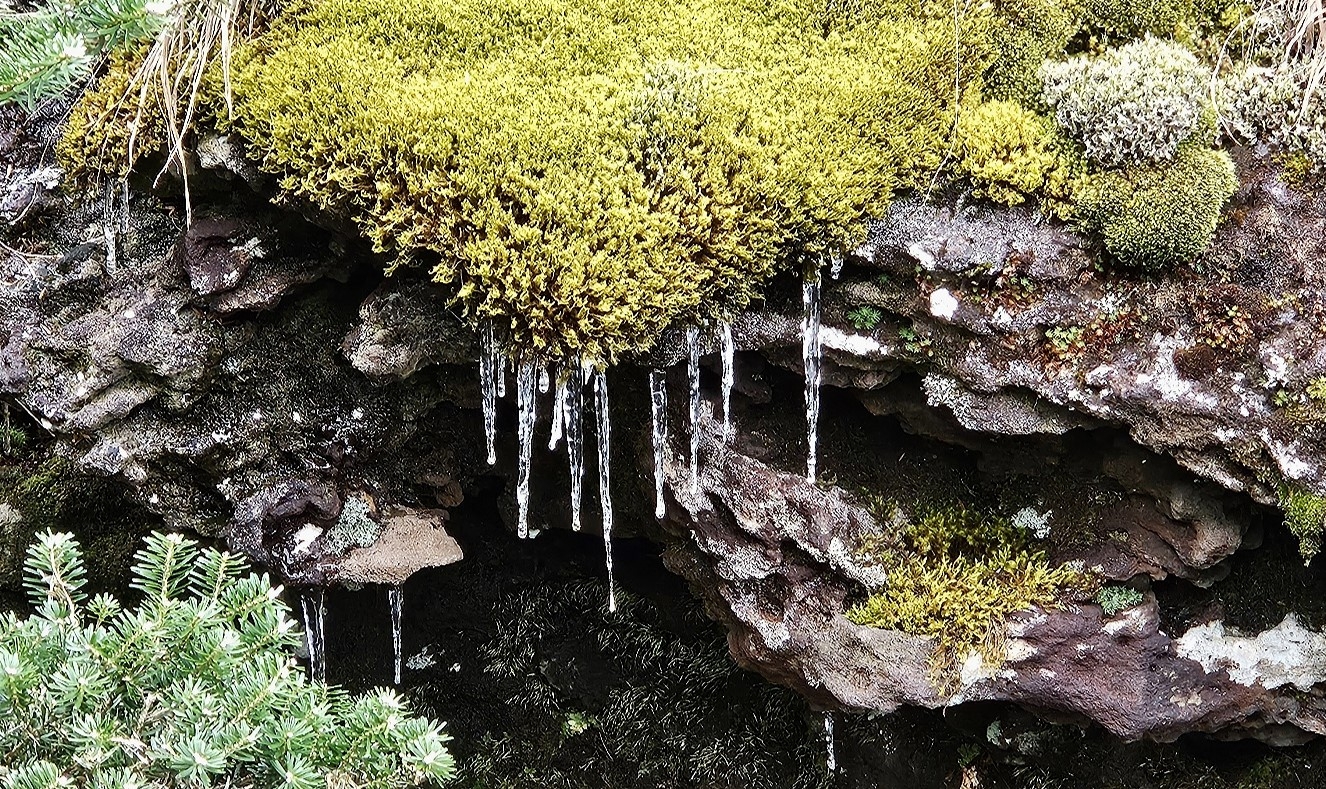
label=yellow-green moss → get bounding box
[983,0,1082,104]
[56,47,164,184]
[1075,142,1237,271]
[1278,484,1326,562]
[955,98,1084,210]
[846,504,1091,680]
[220,0,999,362]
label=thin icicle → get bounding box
[480,323,500,465]
[565,356,585,531]
[824,712,836,772]
[649,368,668,519]
[594,369,616,613]
[548,367,565,450]
[803,266,823,484]
[687,325,702,498]
[496,351,508,399]
[388,585,403,685]
[538,365,551,393]
[719,322,734,442]
[300,587,326,683]
[516,360,537,539]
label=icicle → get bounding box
[649,368,668,519]
[101,182,118,276]
[687,325,702,498]
[803,267,823,484]
[388,585,403,685]
[496,349,508,399]
[516,360,537,539]
[548,367,565,450]
[719,322,734,442]
[565,356,585,531]
[300,587,326,683]
[480,323,499,465]
[824,712,836,772]
[594,369,616,612]
[829,254,844,280]
[538,365,551,394]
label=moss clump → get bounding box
[955,98,1084,209]
[1075,142,1237,270]
[221,0,997,362]
[56,46,164,184]
[983,0,1082,104]
[846,503,1091,679]
[1278,484,1326,562]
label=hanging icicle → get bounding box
[719,322,734,442]
[565,356,585,531]
[803,266,823,484]
[829,254,844,280]
[480,323,500,465]
[824,712,837,772]
[496,351,508,399]
[649,368,668,519]
[594,369,616,613]
[538,365,551,394]
[687,325,702,498]
[300,587,327,683]
[516,360,537,539]
[388,585,403,685]
[548,366,565,450]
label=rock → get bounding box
[331,505,463,585]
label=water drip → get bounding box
[649,368,668,519]
[719,322,734,442]
[594,369,616,612]
[480,323,500,465]
[565,356,585,531]
[687,325,702,498]
[388,585,403,685]
[300,587,326,683]
[516,360,537,539]
[803,267,823,483]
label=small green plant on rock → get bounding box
[0,530,455,787]
[1095,584,1144,615]
[846,305,884,331]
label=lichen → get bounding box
[321,495,381,556]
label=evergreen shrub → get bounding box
[0,530,455,788]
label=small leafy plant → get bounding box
[846,306,884,331]
[1095,584,1143,616]
[0,530,455,788]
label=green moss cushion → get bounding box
[224,0,996,361]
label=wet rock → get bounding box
[331,505,463,585]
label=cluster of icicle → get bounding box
[299,259,835,686]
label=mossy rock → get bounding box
[210,0,1006,363]
[1075,142,1237,271]
[1278,483,1326,563]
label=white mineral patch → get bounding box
[291,524,322,556]
[1102,607,1149,637]
[929,288,959,320]
[821,326,891,357]
[908,241,937,269]
[1175,615,1326,691]
[959,651,996,687]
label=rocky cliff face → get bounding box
[4,103,1326,754]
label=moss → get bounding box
[1278,484,1326,562]
[1075,142,1237,271]
[983,0,1082,105]
[846,503,1092,681]
[1082,0,1194,39]
[56,46,165,184]
[218,0,999,363]
[954,98,1085,209]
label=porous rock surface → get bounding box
[3,106,1325,744]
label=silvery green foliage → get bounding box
[1041,37,1208,167]
[0,530,454,788]
[1219,64,1326,170]
[0,0,168,109]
